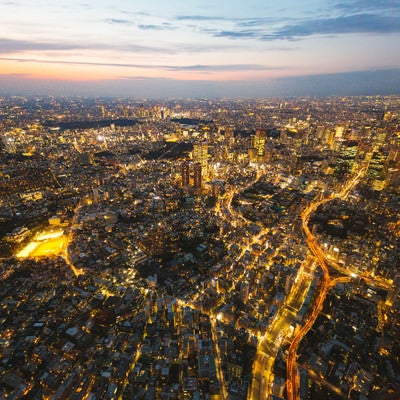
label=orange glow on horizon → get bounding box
[2,59,115,81]
[1,58,290,82]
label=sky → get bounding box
[0,0,400,97]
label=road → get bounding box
[286,167,366,400]
[249,257,317,400]
[63,201,84,276]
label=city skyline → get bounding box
[1,96,399,399]
[1,0,400,97]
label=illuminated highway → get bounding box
[210,314,229,399]
[249,257,317,400]
[179,165,379,400]
[286,167,367,400]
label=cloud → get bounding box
[166,64,284,72]
[235,17,296,28]
[105,18,131,24]
[175,15,230,21]
[334,0,400,14]
[0,36,245,57]
[0,72,31,77]
[211,13,400,41]
[214,30,258,39]
[0,37,168,55]
[120,76,174,81]
[271,14,400,39]
[137,23,175,31]
[0,38,83,54]
[0,57,165,69]
[0,56,282,72]
[119,44,171,53]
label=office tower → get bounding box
[335,140,359,175]
[193,142,208,177]
[325,129,336,149]
[254,129,266,157]
[181,162,190,186]
[250,129,266,162]
[193,162,202,188]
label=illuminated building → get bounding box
[250,129,266,162]
[49,215,61,225]
[181,162,190,186]
[335,140,359,175]
[193,142,208,178]
[151,196,164,213]
[254,129,266,159]
[193,162,202,188]
[366,150,388,180]
[225,126,235,145]
[385,274,400,308]
[2,134,17,153]
[240,280,249,302]
[92,188,100,205]
[5,226,31,243]
[226,362,242,380]
[211,277,219,292]
[326,129,336,149]
[210,179,224,197]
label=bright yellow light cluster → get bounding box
[16,229,67,258]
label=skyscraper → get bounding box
[193,162,202,188]
[181,162,190,186]
[250,129,266,163]
[193,143,209,178]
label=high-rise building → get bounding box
[181,162,190,186]
[335,140,359,175]
[254,129,266,159]
[193,143,208,178]
[250,129,266,162]
[193,162,202,188]
[325,129,336,149]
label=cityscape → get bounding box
[0,95,399,400]
[1,0,400,399]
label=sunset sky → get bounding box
[1,0,400,97]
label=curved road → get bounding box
[286,167,367,400]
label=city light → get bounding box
[0,96,398,400]
[16,229,67,258]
